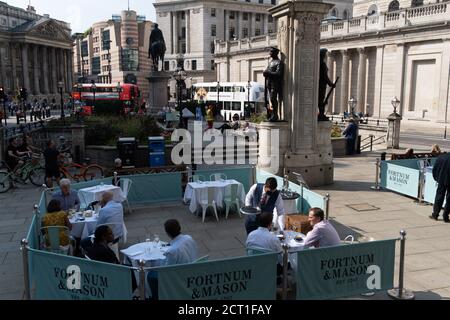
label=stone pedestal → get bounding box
[147,71,171,114]
[257,0,335,187]
[257,121,290,175]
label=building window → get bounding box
[211,8,216,17]
[330,8,338,18]
[343,10,349,20]
[243,28,248,38]
[164,61,170,71]
[255,29,261,36]
[229,27,236,39]
[256,14,261,22]
[181,27,186,39]
[91,57,101,75]
[243,13,248,21]
[81,40,89,57]
[268,15,273,23]
[211,25,216,37]
[411,0,423,7]
[11,20,17,27]
[181,11,186,20]
[388,0,400,11]
[269,29,273,34]
[271,0,276,4]
[211,60,215,70]
[102,30,111,50]
[1,18,6,26]
[229,11,235,20]
[246,0,250,2]
[121,48,139,71]
[192,60,197,71]
[211,41,215,54]
[181,42,186,54]
[259,0,264,3]
[367,5,378,16]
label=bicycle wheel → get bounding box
[0,171,11,193]
[29,167,46,187]
[83,165,104,181]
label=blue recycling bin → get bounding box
[149,137,166,167]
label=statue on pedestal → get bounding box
[148,24,167,72]
[263,47,284,122]
[318,49,337,122]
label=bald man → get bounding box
[96,192,124,243]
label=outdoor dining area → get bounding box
[22,166,405,300]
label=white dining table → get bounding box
[69,214,98,239]
[78,184,126,208]
[183,179,246,214]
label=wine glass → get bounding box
[145,238,152,255]
[154,234,160,248]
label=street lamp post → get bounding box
[173,67,187,128]
[391,97,400,115]
[91,80,97,112]
[348,97,357,119]
[0,87,6,127]
[76,83,83,122]
[57,81,65,124]
[116,82,123,115]
[246,81,252,119]
[216,81,221,112]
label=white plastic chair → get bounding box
[200,187,219,223]
[120,178,133,214]
[40,226,72,255]
[210,173,227,181]
[191,174,206,183]
[224,184,241,219]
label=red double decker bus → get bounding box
[72,83,140,115]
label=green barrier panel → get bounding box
[124,172,182,204]
[158,254,278,300]
[423,159,442,205]
[386,159,420,170]
[196,167,253,193]
[380,162,420,198]
[296,239,396,300]
[38,191,47,215]
[30,249,133,300]
[71,178,115,191]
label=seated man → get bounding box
[303,208,341,249]
[96,192,124,244]
[85,225,119,264]
[246,212,282,254]
[148,219,198,300]
[52,179,81,212]
[245,177,285,235]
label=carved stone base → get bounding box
[147,71,171,114]
[257,121,334,187]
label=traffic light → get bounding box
[19,87,28,100]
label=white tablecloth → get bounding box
[78,185,126,208]
[69,214,98,239]
[183,180,246,214]
[281,231,306,281]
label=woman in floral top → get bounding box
[41,200,72,246]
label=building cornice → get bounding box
[155,0,273,12]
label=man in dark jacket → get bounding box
[343,119,358,155]
[430,153,450,222]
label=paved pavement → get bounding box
[1,147,450,300]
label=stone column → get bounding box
[263,14,269,35]
[58,49,65,90]
[373,45,384,117]
[33,45,40,95]
[395,43,405,114]
[11,45,17,91]
[0,45,7,88]
[249,13,254,38]
[439,39,450,123]
[356,48,366,113]
[170,12,174,54]
[225,10,229,41]
[186,10,190,54]
[51,47,58,94]
[21,43,30,90]
[42,46,50,94]
[326,50,335,113]
[339,49,349,114]
[67,50,73,92]
[269,1,334,187]
[237,12,242,39]
[172,12,178,54]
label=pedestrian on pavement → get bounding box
[44,140,61,188]
[430,152,450,223]
[343,118,358,155]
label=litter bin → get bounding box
[117,137,137,168]
[149,137,166,167]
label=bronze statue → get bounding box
[263,47,284,122]
[318,49,337,121]
[148,24,167,72]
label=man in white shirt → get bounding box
[246,212,282,254]
[96,192,124,243]
[245,177,285,235]
[303,208,341,249]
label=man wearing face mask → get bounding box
[244,177,285,235]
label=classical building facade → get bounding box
[216,0,450,123]
[0,2,73,101]
[72,10,153,99]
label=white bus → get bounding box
[192,82,265,120]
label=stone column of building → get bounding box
[225,10,229,41]
[326,50,335,113]
[439,39,450,122]
[172,12,178,54]
[33,45,40,95]
[237,12,242,39]
[58,49,65,91]
[263,14,269,35]
[356,48,366,114]
[339,49,349,114]
[51,47,58,94]
[373,45,384,117]
[42,46,50,94]
[249,13,254,38]
[0,45,7,88]
[21,43,31,91]
[66,50,73,92]
[170,12,174,54]
[10,45,17,91]
[186,10,190,54]
[395,43,405,114]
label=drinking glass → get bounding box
[145,238,152,255]
[154,234,160,248]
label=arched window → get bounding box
[367,4,378,16]
[388,0,400,11]
[343,10,349,20]
[411,0,423,7]
[330,8,338,18]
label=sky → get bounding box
[6,0,157,33]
